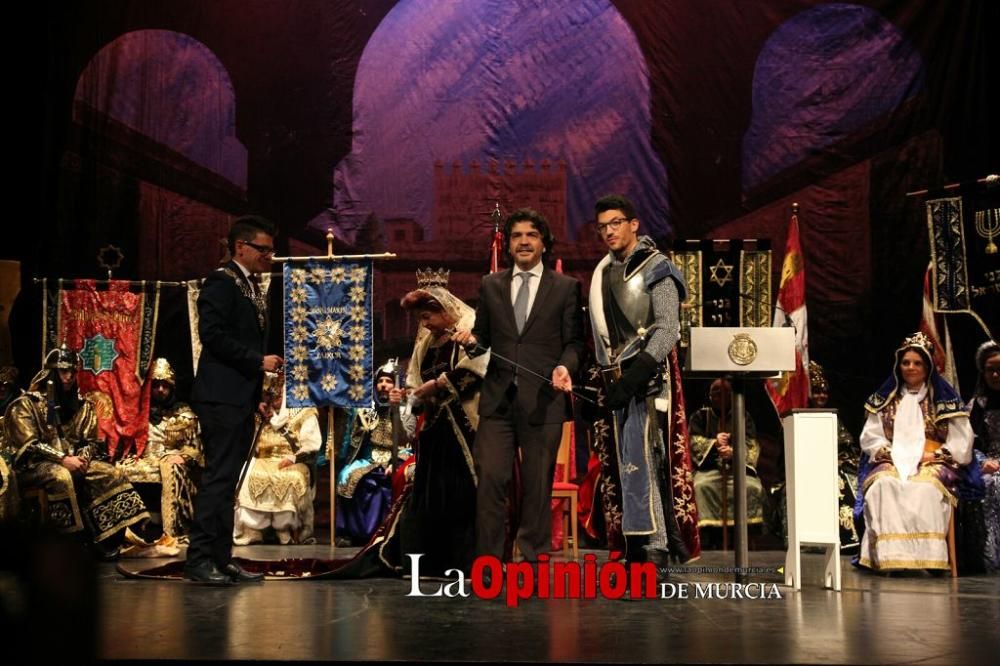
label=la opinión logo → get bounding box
[404,554,782,607]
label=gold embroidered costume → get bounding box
[5,348,149,544]
[118,359,203,537]
[234,397,321,545]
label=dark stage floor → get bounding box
[92,545,1000,664]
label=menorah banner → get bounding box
[283,259,373,408]
[42,279,161,457]
[926,191,1000,335]
[669,239,772,347]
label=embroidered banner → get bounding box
[670,240,772,347]
[926,194,999,336]
[283,260,373,408]
[43,279,161,457]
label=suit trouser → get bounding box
[187,402,255,568]
[474,402,563,562]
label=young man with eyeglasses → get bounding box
[184,215,283,584]
[588,194,696,577]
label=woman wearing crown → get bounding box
[857,332,974,572]
[330,268,488,578]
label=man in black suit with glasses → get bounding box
[184,215,284,584]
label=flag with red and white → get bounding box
[919,262,960,391]
[766,211,810,414]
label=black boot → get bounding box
[643,545,672,583]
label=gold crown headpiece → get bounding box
[808,360,829,393]
[415,267,450,289]
[899,331,935,357]
[150,358,177,385]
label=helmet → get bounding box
[44,344,81,370]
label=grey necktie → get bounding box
[514,272,532,334]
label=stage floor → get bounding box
[99,545,1000,664]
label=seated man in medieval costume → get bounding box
[336,359,415,546]
[4,346,150,558]
[858,332,974,573]
[331,269,487,579]
[233,371,321,545]
[117,358,203,542]
[0,366,23,523]
[808,360,861,553]
[689,378,765,548]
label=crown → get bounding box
[415,267,450,289]
[150,358,176,384]
[808,360,829,392]
[900,331,935,357]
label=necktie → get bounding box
[514,272,532,334]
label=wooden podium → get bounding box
[685,327,794,580]
[783,409,841,590]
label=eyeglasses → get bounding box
[240,240,275,255]
[596,217,631,234]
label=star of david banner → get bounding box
[283,259,373,408]
[42,279,161,457]
[670,240,772,347]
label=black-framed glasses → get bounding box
[240,240,275,255]
[596,217,631,234]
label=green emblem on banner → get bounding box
[79,334,118,374]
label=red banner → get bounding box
[767,213,811,414]
[45,280,160,458]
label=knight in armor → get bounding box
[4,346,150,557]
[117,358,203,540]
[336,359,415,545]
[233,371,321,545]
[588,194,697,573]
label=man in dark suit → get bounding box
[184,216,284,584]
[453,209,584,563]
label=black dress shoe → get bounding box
[183,561,234,586]
[224,562,265,582]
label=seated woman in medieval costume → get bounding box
[808,361,862,553]
[335,359,415,546]
[233,371,321,545]
[332,268,487,579]
[689,377,765,548]
[962,340,1000,573]
[857,332,973,573]
[117,358,203,543]
[4,346,151,558]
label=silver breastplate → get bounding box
[602,261,653,357]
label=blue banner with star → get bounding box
[283,259,373,408]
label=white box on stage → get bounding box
[684,327,795,377]
[783,409,841,591]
